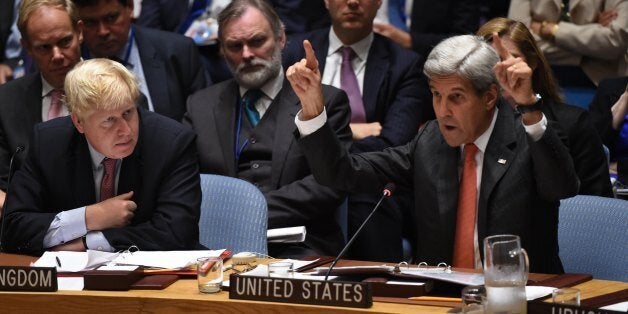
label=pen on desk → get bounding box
[55,256,62,267]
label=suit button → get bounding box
[252,163,259,169]
[250,138,256,144]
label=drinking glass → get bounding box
[484,234,529,314]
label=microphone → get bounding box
[324,183,396,280]
[0,145,25,252]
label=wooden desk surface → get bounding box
[1,253,626,313]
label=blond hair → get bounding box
[64,59,140,118]
[17,0,79,41]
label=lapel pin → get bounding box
[497,158,507,164]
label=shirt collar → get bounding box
[87,142,109,170]
[328,29,374,62]
[464,107,499,154]
[40,76,55,97]
[238,67,285,100]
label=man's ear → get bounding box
[484,84,499,111]
[71,113,85,134]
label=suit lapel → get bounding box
[134,27,169,115]
[363,36,389,120]
[215,81,240,176]
[315,30,330,74]
[24,75,44,126]
[436,137,460,252]
[477,104,517,243]
[270,81,299,186]
[67,133,97,206]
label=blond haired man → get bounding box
[2,58,202,254]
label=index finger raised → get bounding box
[303,40,318,71]
[491,32,513,61]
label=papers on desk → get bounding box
[34,249,225,272]
[267,226,306,243]
[313,265,485,286]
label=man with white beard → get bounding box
[183,0,352,258]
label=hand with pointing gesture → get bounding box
[286,40,324,120]
[491,33,537,106]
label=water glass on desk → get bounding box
[197,257,223,293]
[483,234,529,314]
[268,261,294,278]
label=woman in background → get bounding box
[477,17,613,197]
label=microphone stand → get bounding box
[325,184,395,280]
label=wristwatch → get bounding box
[516,94,543,114]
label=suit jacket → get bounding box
[82,25,209,121]
[183,78,352,256]
[588,76,628,157]
[508,0,628,84]
[0,73,43,190]
[135,0,188,32]
[542,100,613,196]
[299,102,579,274]
[0,0,13,63]
[283,29,432,152]
[408,0,481,56]
[3,109,202,255]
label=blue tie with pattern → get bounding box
[243,89,263,127]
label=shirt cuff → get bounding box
[86,231,114,252]
[523,113,547,142]
[294,108,327,136]
[43,206,88,248]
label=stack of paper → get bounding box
[267,226,306,243]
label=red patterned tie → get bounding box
[100,158,117,201]
[47,89,64,120]
[452,143,479,268]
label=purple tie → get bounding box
[341,47,366,123]
[100,158,117,201]
[47,89,64,120]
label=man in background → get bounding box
[73,0,210,121]
[0,0,82,214]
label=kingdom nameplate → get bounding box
[0,266,58,292]
[229,274,372,308]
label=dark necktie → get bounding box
[100,158,117,201]
[452,144,479,268]
[47,89,64,120]
[243,89,263,127]
[340,47,366,123]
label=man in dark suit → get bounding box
[373,0,481,57]
[184,0,352,258]
[287,35,579,273]
[282,0,430,262]
[2,58,201,255]
[0,0,83,213]
[73,0,209,121]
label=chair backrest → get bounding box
[558,195,628,281]
[199,174,268,255]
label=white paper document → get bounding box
[267,226,306,243]
[34,249,225,272]
[312,265,485,286]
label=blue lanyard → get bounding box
[234,98,249,162]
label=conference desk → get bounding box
[1,253,627,313]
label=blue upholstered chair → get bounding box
[558,195,628,281]
[199,174,268,255]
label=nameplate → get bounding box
[229,274,372,308]
[0,266,58,292]
[528,300,624,314]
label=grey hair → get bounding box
[423,35,499,95]
[218,0,285,41]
